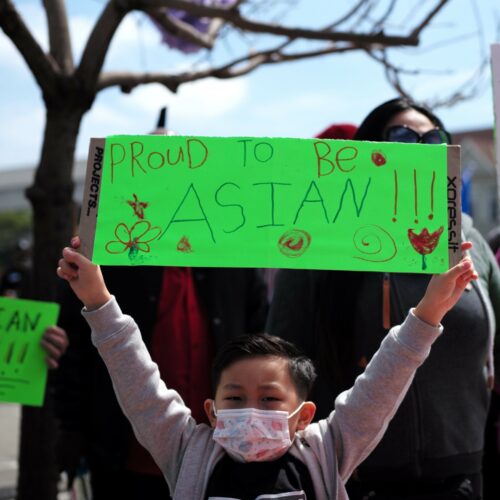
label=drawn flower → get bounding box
[105,221,162,257]
[408,226,444,270]
[177,236,193,253]
[371,150,387,166]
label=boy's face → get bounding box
[204,355,316,436]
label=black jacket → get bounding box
[55,265,268,470]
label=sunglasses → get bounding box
[384,125,451,145]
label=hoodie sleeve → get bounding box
[320,310,442,481]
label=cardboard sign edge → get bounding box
[79,138,105,260]
[491,44,500,220]
[447,145,462,268]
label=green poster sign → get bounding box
[80,136,461,273]
[0,297,60,406]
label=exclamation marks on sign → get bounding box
[18,343,29,364]
[392,170,398,222]
[392,170,436,223]
[5,342,14,364]
[429,171,435,220]
[2,342,29,373]
[413,169,419,224]
[0,341,31,395]
[1,342,15,382]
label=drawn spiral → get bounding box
[277,229,311,258]
[353,225,397,262]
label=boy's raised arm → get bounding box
[414,241,478,326]
[57,236,111,310]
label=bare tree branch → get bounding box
[206,0,245,39]
[0,0,59,93]
[85,0,453,98]
[97,41,357,92]
[366,49,414,101]
[75,1,128,91]
[147,8,216,49]
[134,0,447,46]
[327,0,370,31]
[206,17,225,39]
[427,57,489,108]
[410,0,449,39]
[366,47,490,110]
[372,0,397,31]
[347,0,375,31]
[43,0,74,73]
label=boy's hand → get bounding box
[414,242,477,326]
[56,236,111,310]
[41,326,68,369]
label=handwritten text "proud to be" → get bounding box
[107,137,359,182]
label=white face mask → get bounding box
[212,403,304,462]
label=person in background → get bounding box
[0,239,31,298]
[1,239,68,367]
[268,97,500,500]
[486,226,500,256]
[483,226,500,499]
[315,122,358,140]
[54,109,269,500]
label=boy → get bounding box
[57,238,477,500]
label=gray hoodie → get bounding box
[85,296,441,499]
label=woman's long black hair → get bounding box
[354,97,447,142]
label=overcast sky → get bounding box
[1,0,499,171]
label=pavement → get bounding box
[0,403,19,500]
[0,404,90,500]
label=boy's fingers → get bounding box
[58,257,75,269]
[446,258,473,281]
[57,267,75,282]
[62,247,83,265]
[70,236,81,249]
[460,241,473,252]
[58,259,78,278]
[457,258,472,274]
[456,268,478,286]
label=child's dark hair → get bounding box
[212,333,317,400]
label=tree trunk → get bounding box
[17,107,84,500]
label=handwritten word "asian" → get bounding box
[0,308,42,333]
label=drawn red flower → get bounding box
[177,236,193,253]
[127,193,149,219]
[105,221,162,256]
[371,150,387,166]
[407,226,444,270]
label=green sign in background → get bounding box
[92,135,449,273]
[0,297,60,406]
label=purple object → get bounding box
[150,0,237,54]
